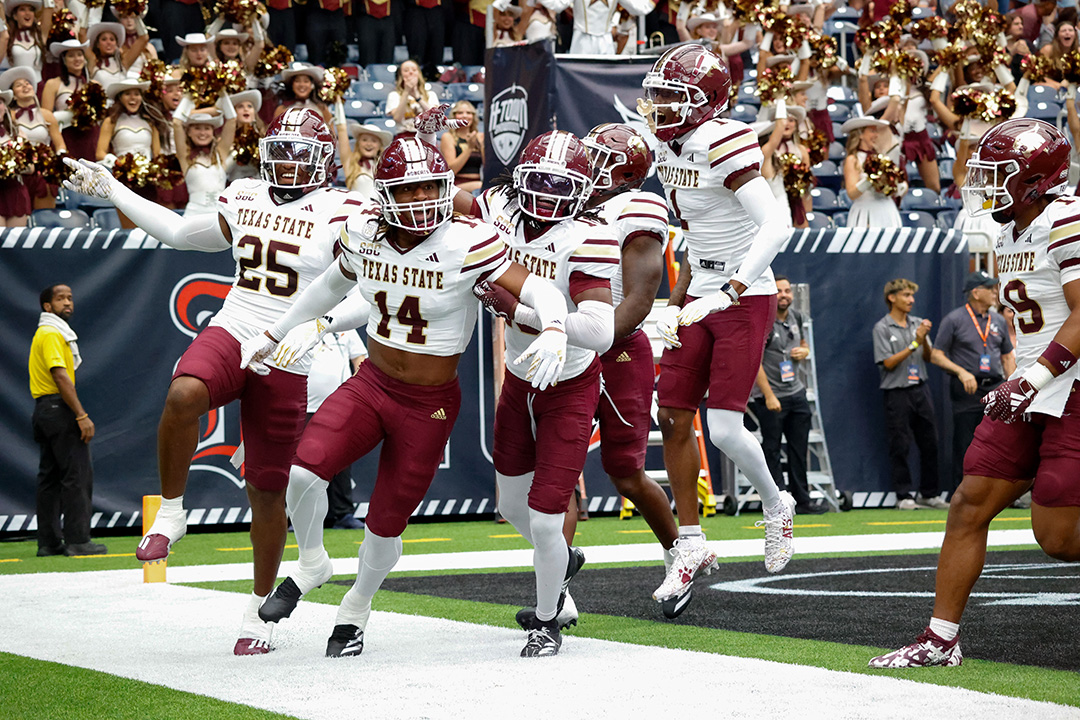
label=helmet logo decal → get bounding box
[490,84,529,166]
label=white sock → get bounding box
[706,408,781,507]
[247,591,268,616]
[159,495,185,514]
[286,466,330,567]
[529,508,568,622]
[679,525,702,538]
[929,617,959,641]
[496,472,535,544]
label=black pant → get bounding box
[268,7,297,52]
[158,0,206,63]
[883,384,940,499]
[33,395,94,548]
[450,8,485,66]
[750,392,813,506]
[305,413,356,524]
[358,14,397,66]
[403,1,445,69]
[305,7,348,66]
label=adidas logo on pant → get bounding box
[616,351,632,362]
[430,408,446,420]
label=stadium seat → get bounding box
[462,65,484,81]
[837,189,852,208]
[1027,83,1057,104]
[902,211,937,229]
[825,19,858,37]
[936,209,958,229]
[804,211,831,229]
[449,83,484,103]
[293,44,308,62]
[832,122,845,141]
[832,211,848,227]
[91,207,120,230]
[737,83,759,106]
[828,141,846,162]
[826,104,850,123]
[826,85,857,104]
[356,81,392,103]
[392,45,409,63]
[1026,101,1062,122]
[938,158,954,181]
[30,208,90,228]
[341,63,363,80]
[347,45,360,64]
[729,103,757,122]
[813,159,842,191]
[345,100,379,119]
[906,162,923,188]
[426,81,447,99]
[901,187,941,211]
[367,64,398,84]
[809,187,839,211]
[940,193,963,210]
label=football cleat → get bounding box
[135,508,187,562]
[653,535,718,602]
[234,605,274,656]
[562,546,586,599]
[868,628,963,668]
[515,591,579,631]
[326,624,365,658]
[660,582,693,619]
[233,637,272,656]
[258,554,334,623]
[757,491,796,574]
[521,617,562,658]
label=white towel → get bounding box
[38,312,82,370]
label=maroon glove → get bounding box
[982,376,1038,423]
[473,281,518,321]
[414,103,468,137]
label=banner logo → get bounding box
[170,273,233,338]
[490,85,530,166]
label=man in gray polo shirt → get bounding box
[930,270,1017,489]
[749,276,826,514]
[872,278,948,510]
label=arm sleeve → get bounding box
[323,290,372,333]
[111,182,231,251]
[267,260,354,340]
[731,175,792,289]
[515,299,614,353]
[516,273,568,333]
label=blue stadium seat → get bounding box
[832,211,848,227]
[936,209,958,229]
[825,19,858,37]
[809,187,839,212]
[1027,83,1057,104]
[826,85,857,104]
[737,83,759,106]
[293,44,308,62]
[828,141,846,162]
[462,65,484,81]
[345,100,379,118]
[906,161,923,188]
[1027,101,1062,122]
[449,82,484,103]
[729,104,757,122]
[827,104,850,123]
[341,63,363,81]
[837,189,853,208]
[367,64,398,84]
[30,208,90,228]
[902,211,937,229]
[92,207,120,230]
[938,158,954,180]
[426,81,447,100]
[941,193,963,211]
[813,159,842,191]
[356,81,392,103]
[804,211,831,230]
[901,187,941,211]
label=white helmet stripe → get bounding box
[546,131,571,164]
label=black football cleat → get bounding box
[661,582,693,619]
[515,591,579,631]
[326,624,365,658]
[521,617,562,658]
[259,577,304,623]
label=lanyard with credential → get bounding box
[965,304,991,352]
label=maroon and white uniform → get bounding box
[964,196,1080,505]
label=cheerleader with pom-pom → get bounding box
[1,66,65,209]
[842,116,905,229]
[174,99,235,217]
[0,88,32,227]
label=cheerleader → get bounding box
[112,6,157,72]
[176,32,215,72]
[88,22,147,91]
[156,73,189,209]
[174,105,235,216]
[383,59,438,138]
[759,99,811,228]
[486,2,521,47]
[342,122,389,200]
[0,88,32,227]
[274,63,333,125]
[5,0,51,73]
[224,88,264,183]
[213,27,264,76]
[1,66,64,209]
[897,51,940,194]
[97,77,166,226]
[42,38,100,161]
[842,116,904,229]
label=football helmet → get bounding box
[640,45,731,143]
[375,137,454,233]
[963,118,1071,220]
[513,131,593,220]
[582,123,652,194]
[260,107,337,195]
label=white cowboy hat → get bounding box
[229,89,262,112]
[0,89,13,106]
[215,28,250,43]
[282,63,325,84]
[766,54,797,68]
[49,38,89,58]
[787,4,815,15]
[351,122,392,147]
[89,22,127,49]
[4,0,42,14]
[953,82,995,95]
[687,12,720,33]
[175,32,215,47]
[106,78,150,99]
[788,81,814,93]
[0,65,40,92]
[493,3,522,15]
[840,115,891,135]
[866,95,892,117]
[183,111,224,128]
[765,104,807,124]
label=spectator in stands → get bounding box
[98,79,166,226]
[305,0,348,66]
[842,116,904,228]
[343,122,390,199]
[225,90,265,183]
[266,0,296,51]
[487,1,522,47]
[759,99,811,228]
[872,278,948,510]
[2,66,64,210]
[930,271,1016,490]
[157,74,189,210]
[1037,5,1076,49]
[175,107,236,216]
[355,0,395,66]
[0,89,32,227]
[274,63,332,125]
[1017,0,1056,45]
[520,0,558,43]
[403,0,444,74]
[1005,11,1032,79]
[176,32,216,72]
[214,28,264,76]
[5,0,50,73]
[158,0,205,62]
[452,0,487,66]
[676,11,755,88]
[440,100,483,193]
[29,283,108,557]
[113,6,158,69]
[385,59,438,138]
[89,23,148,96]
[42,40,92,157]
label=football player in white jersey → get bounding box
[871,119,1080,668]
[639,44,797,605]
[62,108,367,654]
[237,136,571,658]
[471,130,617,657]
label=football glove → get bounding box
[982,376,1038,423]
[62,157,118,201]
[514,328,566,391]
[678,291,733,326]
[655,304,682,349]
[473,281,518,321]
[239,332,279,376]
[414,103,469,136]
[273,317,330,368]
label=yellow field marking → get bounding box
[617,530,656,534]
[866,517,1031,526]
[218,544,299,552]
[489,533,524,539]
[402,538,451,544]
[0,558,21,563]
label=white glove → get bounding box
[88,4,103,26]
[135,15,148,36]
[859,52,873,76]
[797,40,812,60]
[239,332,278,376]
[856,175,873,194]
[678,292,732,325]
[930,72,949,94]
[774,97,787,120]
[888,75,905,99]
[655,304,682,350]
[272,318,329,368]
[62,157,119,200]
[513,329,567,391]
[759,31,774,53]
[993,64,1014,86]
[1067,82,1076,101]
[333,100,347,128]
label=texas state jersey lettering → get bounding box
[476,187,619,381]
[654,118,776,298]
[593,189,669,309]
[337,214,512,356]
[212,178,368,374]
[996,195,1080,417]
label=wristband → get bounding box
[720,282,740,305]
[1021,361,1056,391]
[993,64,1014,86]
[908,340,920,351]
[1068,82,1077,101]
[75,413,89,420]
[856,176,872,194]
[930,72,948,94]
[1040,340,1078,375]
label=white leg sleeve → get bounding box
[353,530,402,600]
[286,466,329,565]
[529,508,568,622]
[496,472,535,545]
[706,408,781,508]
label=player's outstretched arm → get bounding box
[62,157,230,252]
[730,171,792,292]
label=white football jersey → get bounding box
[337,214,512,356]
[212,178,365,374]
[653,117,776,298]
[995,195,1080,417]
[593,189,670,311]
[476,187,619,382]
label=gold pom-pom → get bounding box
[1021,53,1059,83]
[951,86,983,118]
[778,153,816,199]
[894,51,925,82]
[149,154,185,189]
[978,87,1016,122]
[220,58,248,95]
[802,127,828,166]
[909,17,948,42]
[757,65,793,105]
[112,0,148,17]
[233,123,261,166]
[862,153,906,196]
[222,0,264,27]
[318,67,352,105]
[807,31,838,68]
[69,82,109,130]
[887,0,911,24]
[139,58,170,102]
[46,9,78,48]
[933,43,966,69]
[112,153,154,189]
[181,63,227,108]
[1060,50,1080,84]
[255,45,294,79]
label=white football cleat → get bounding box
[653,535,718,602]
[757,491,796,573]
[868,628,963,668]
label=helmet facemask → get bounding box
[513,164,592,220]
[582,135,626,194]
[640,76,717,140]
[961,156,1019,219]
[376,173,454,234]
[259,136,332,191]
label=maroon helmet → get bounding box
[963,118,1071,221]
[641,44,731,143]
[375,137,454,232]
[260,107,337,195]
[582,123,652,194]
[513,131,594,220]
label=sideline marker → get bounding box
[142,495,167,583]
